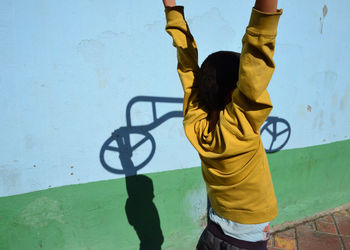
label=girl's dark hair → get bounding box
[197,51,240,112]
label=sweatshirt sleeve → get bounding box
[165,6,203,118]
[228,8,283,134]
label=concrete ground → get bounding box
[268,205,350,250]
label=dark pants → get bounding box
[196,220,268,250]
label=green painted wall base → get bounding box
[1,139,349,249]
[270,139,350,225]
[0,168,207,250]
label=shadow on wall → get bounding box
[100,96,183,176]
[100,96,183,250]
[125,175,163,250]
[261,116,291,153]
[99,96,291,249]
[100,96,291,175]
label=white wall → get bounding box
[1,0,349,196]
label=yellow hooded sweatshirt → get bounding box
[165,6,282,224]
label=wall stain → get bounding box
[307,105,312,112]
[331,113,336,127]
[19,197,64,228]
[97,67,109,90]
[332,94,338,106]
[318,111,324,129]
[313,110,324,129]
[184,183,207,230]
[323,5,328,18]
[320,5,328,34]
[0,166,20,194]
[309,71,338,130]
[340,85,349,111]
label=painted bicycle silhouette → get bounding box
[100,96,291,175]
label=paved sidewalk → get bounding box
[268,207,350,250]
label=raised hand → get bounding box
[162,0,176,8]
[254,0,278,13]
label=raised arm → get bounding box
[230,0,282,133]
[163,1,200,117]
